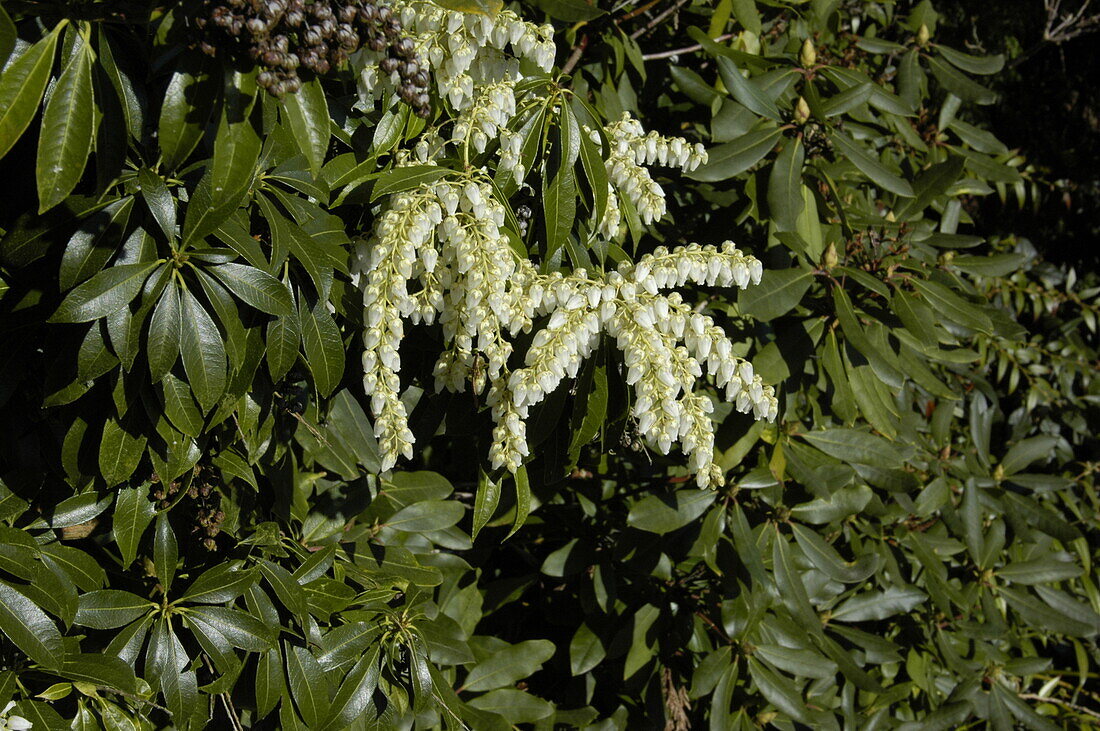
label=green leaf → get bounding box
[531,0,604,21]
[754,644,837,680]
[179,287,227,413]
[147,284,181,382]
[831,586,927,622]
[0,5,14,66]
[209,262,295,316]
[892,288,940,347]
[950,252,1027,277]
[37,34,97,212]
[738,267,812,321]
[543,164,577,261]
[386,500,465,533]
[159,57,216,171]
[185,605,274,651]
[829,131,914,197]
[281,77,329,177]
[472,470,501,540]
[113,485,156,568]
[802,429,909,468]
[767,137,805,231]
[910,277,993,334]
[321,648,381,731]
[506,464,531,540]
[627,490,716,534]
[1000,435,1059,475]
[0,27,59,161]
[266,282,300,382]
[59,196,135,290]
[138,168,177,242]
[468,689,554,723]
[690,127,782,181]
[896,155,965,218]
[748,658,817,724]
[182,70,261,245]
[818,82,873,117]
[927,55,997,104]
[51,262,158,323]
[0,581,64,669]
[99,418,147,487]
[572,369,608,458]
[154,512,178,592]
[717,57,781,120]
[74,590,153,629]
[299,296,344,397]
[287,644,328,727]
[570,622,605,676]
[370,165,450,201]
[259,559,307,617]
[316,622,377,672]
[460,639,554,692]
[792,523,880,583]
[59,654,140,695]
[998,557,1082,585]
[179,564,258,604]
[1002,587,1097,637]
[255,647,285,719]
[670,65,722,106]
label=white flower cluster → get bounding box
[599,114,708,226]
[354,183,777,486]
[359,2,554,111]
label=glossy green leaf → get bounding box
[51,262,157,323]
[738,267,812,321]
[37,35,97,212]
[299,296,344,397]
[0,581,63,669]
[0,28,59,161]
[147,283,181,382]
[154,512,178,592]
[461,639,554,692]
[209,262,295,316]
[179,287,227,412]
[716,57,781,120]
[113,485,156,568]
[282,77,330,177]
[830,131,914,197]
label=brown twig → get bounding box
[560,33,590,75]
[629,0,692,39]
[1018,692,1100,721]
[641,33,734,60]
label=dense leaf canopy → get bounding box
[0,0,1097,728]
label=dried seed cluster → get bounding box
[193,0,431,115]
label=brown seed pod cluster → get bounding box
[192,0,432,116]
[187,480,226,552]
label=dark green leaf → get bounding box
[767,137,805,231]
[739,267,812,321]
[690,127,781,181]
[299,296,344,397]
[74,590,153,629]
[179,287,227,412]
[281,77,329,177]
[51,262,158,323]
[154,512,178,592]
[0,28,59,161]
[717,57,781,120]
[36,35,97,212]
[0,581,63,669]
[210,262,295,316]
[829,131,914,197]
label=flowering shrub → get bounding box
[0,0,1096,728]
